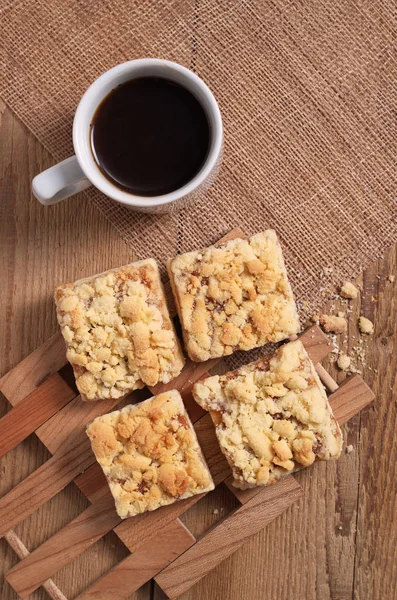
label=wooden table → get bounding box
[1,99,396,600]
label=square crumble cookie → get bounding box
[55,259,185,402]
[193,340,342,489]
[86,390,214,517]
[167,230,300,362]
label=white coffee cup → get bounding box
[32,59,223,213]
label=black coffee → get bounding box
[90,77,210,196]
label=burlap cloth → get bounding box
[1,1,396,343]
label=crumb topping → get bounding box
[168,231,300,362]
[193,340,342,489]
[340,281,358,299]
[86,390,214,517]
[358,316,374,334]
[337,353,351,371]
[55,259,185,401]
[320,314,347,334]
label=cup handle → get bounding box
[32,156,92,205]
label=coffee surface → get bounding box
[90,77,210,196]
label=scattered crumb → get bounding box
[371,295,378,302]
[213,509,219,515]
[337,311,346,318]
[320,314,347,334]
[388,274,395,283]
[340,281,358,299]
[338,525,343,530]
[358,316,374,335]
[346,445,354,454]
[349,367,362,375]
[329,335,339,356]
[337,354,351,371]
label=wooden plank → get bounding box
[327,374,375,426]
[353,252,397,600]
[155,477,304,598]
[0,332,66,406]
[74,462,108,504]
[6,493,120,599]
[0,432,93,538]
[74,519,196,600]
[224,476,261,505]
[181,387,207,422]
[212,227,245,245]
[298,324,331,363]
[315,363,339,392]
[0,373,76,458]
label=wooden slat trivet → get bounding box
[0,229,375,600]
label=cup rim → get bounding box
[73,58,223,208]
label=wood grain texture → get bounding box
[0,373,76,458]
[34,392,128,454]
[297,324,332,364]
[0,101,149,600]
[75,520,196,600]
[6,494,120,598]
[1,228,243,596]
[1,101,396,600]
[0,332,66,407]
[0,432,93,537]
[327,374,375,425]
[155,477,304,598]
[74,462,108,504]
